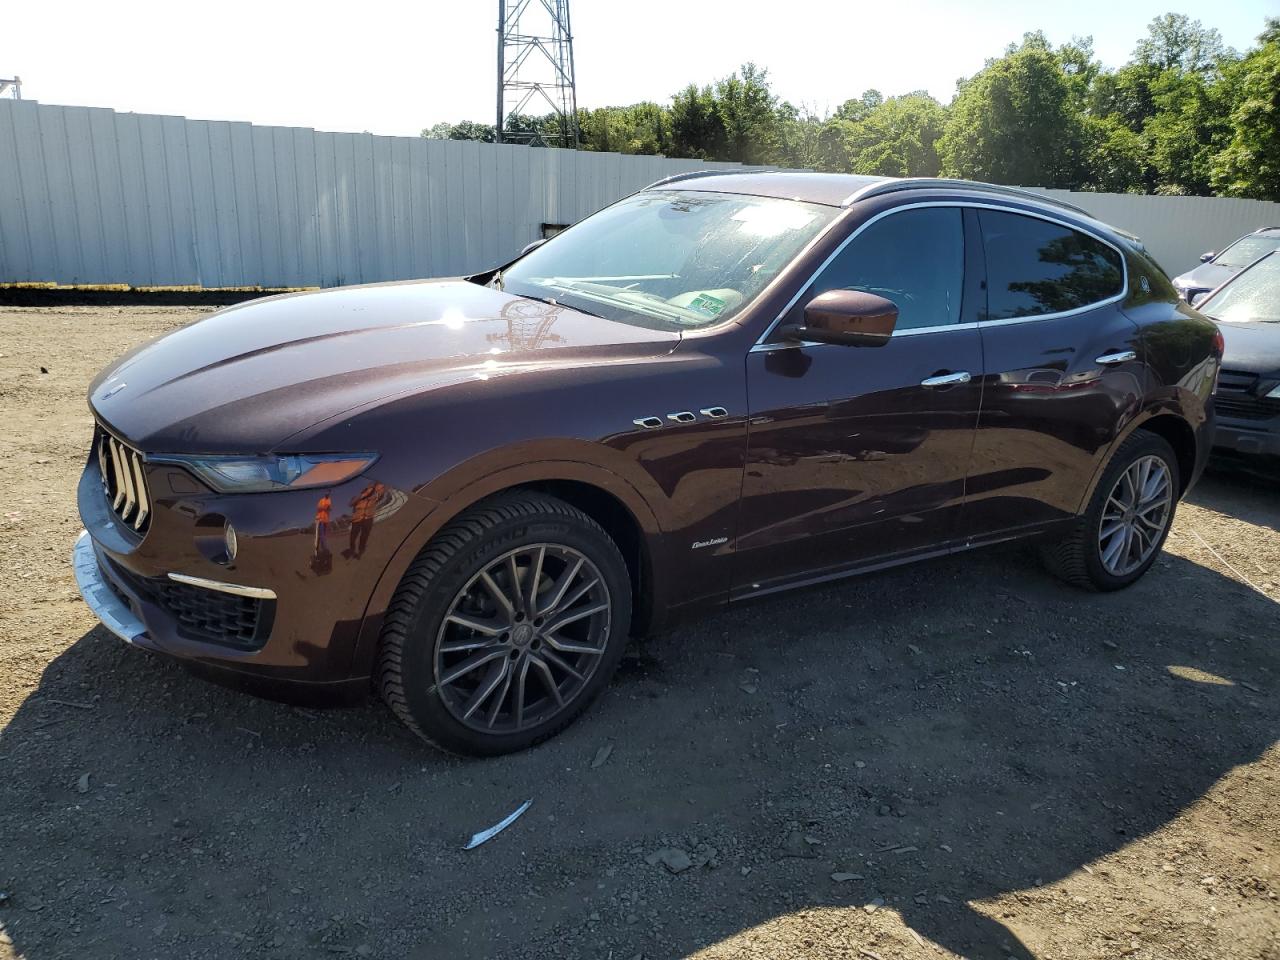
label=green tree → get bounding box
[421,120,497,142]
[578,103,671,155]
[833,90,884,123]
[669,82,724,159]
[1134,13,1230,73]
[773,101,827,169]
[712,63,784,165]
[1142,67,1231,195]
[1212,38,1280,199]
[843,93,947,177]
[938,39,1086,187]
[1080,116,1146,192]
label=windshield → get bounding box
[495,190,840,331]
[1200,252,1280,323]
[1214,233,1280,269]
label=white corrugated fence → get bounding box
[0,99,756,288]
[3,99,1280,289]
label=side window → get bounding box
[802,207,964,331]
[979,210,1124,320]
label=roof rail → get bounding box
[643,168,756,190]
[846,178,1093,218]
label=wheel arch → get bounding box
[1133,413,1197,494]
[349,456,664,681]
[1078,406,1201,514]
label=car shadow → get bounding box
[1,478,1276,960]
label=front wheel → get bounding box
[376,492,632,755]
[1040,431,1179,591]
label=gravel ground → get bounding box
[0,305,1277,960]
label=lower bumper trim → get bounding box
[72,530,147,644]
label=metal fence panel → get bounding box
[5,99,1280,288]
[1031,188,1280,278]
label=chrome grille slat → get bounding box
[109,438,128,511]
[130,453,150,529]
[116,439,137,519]
[96,427,152,535]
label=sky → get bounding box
[3,0,1275,137]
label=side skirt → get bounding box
[727,518,1076,604]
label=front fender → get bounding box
[346,447,666,682]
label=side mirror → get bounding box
[791,289,898,347]
[1190,291,1209,307]
[1199,251,1215,263]
[520,238,548,257]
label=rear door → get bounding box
[734,205,985,596]
[964,208,1144,538]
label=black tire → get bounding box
[376,491,631,756]
[1039,431,1180,591]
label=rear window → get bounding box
[979,211,1124,320]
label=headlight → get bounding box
[1267,384,1280,399]
[155,453,378,493]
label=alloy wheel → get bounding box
[433,544,612,734]
[1097,455,1173,577]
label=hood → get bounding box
[89,279,680,453]
[1174,261,1236,293]
[1216,319,1280,375]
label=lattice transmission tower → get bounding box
[496,0,578,148]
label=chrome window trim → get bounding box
[167,572,277,601]
[748,322,964,354]
[754,200,1130,348]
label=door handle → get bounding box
[920,371,972,388]
[1095,350,1137,365]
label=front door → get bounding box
[733,205,985,597]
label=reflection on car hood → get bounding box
[1216,319,1280,374]
[88,279,681,452]
[1174,261,1236,292]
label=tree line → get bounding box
[423,13,1280,201]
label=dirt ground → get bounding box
[0,305,1277,960]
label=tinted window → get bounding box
[979,211,1123,320]
[803,207,964,331]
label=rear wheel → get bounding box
[377,492,631,755]
[1040,431,1179,591]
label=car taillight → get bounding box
[1212,329,1225,358]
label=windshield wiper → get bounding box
[515,289,607,320]
[548,279,702,326]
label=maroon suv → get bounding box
[74,172,1220,755]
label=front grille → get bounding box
[96,427,152,534]
[1217,369,1259,393]
[1215,397,1278,421]
[103,558,272,650]
[155,579,267,649]
[1214,370,1279,422]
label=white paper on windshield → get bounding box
[732,203,818,238]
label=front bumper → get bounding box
[73,530,146,644]
[75,446,425,688]
[1213,414,1280,458]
